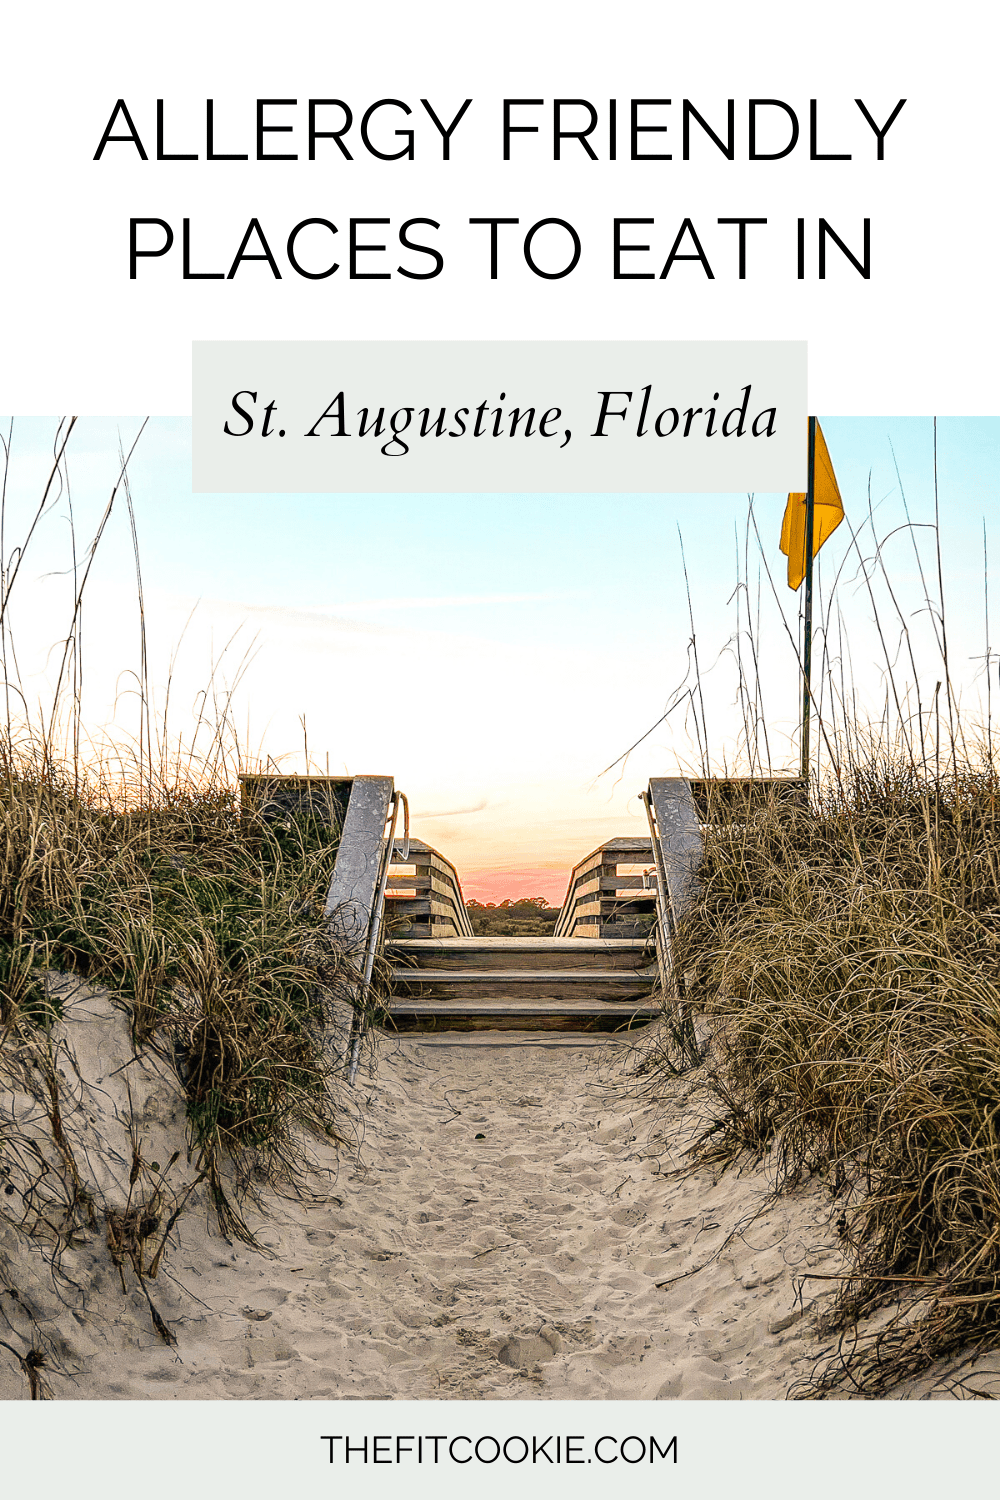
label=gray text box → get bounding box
[192,341,806,493]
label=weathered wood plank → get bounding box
[392,970,654,1001]
[385,1009,658,1034]
[427,898,468,923]
[323,775,394,954]
[569,871,655,898]
[689,776,808,820]
[598,838,656,853]
[385,896,431,916]
[569,896,655,920]
[388,937,650,972]
[239,772,353,829]
[554,835,657,937]
[648,777,703,923]
[391,838,473,937]
[421,871,467,902]
[565,900,603,921]
[389,998,659,1014]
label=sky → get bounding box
[0,415,996,904]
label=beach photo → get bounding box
[0,414,998,1401]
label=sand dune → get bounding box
[1,979,996,1400]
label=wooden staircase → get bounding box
[384,934,659,1033]
[257,771,805,1045]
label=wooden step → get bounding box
[390,967,654,1002]
[387,936,652,972]
[382,997,661,1034]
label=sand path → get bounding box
[275,1031,843,1401]
[68,1027,846,1400]
[8,989,992,1400]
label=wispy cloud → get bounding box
[411,799,491,818]
[319,590,581,613]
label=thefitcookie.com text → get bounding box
[320,1434,678,1465]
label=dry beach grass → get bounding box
[670,764,1000,1395]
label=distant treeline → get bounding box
[465,896,560,936]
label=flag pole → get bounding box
[800,415,817,780]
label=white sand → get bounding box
[1,979,996,1400]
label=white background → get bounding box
[1,2,999,1486]
[1,0,997,413]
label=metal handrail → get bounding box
[395,791,410,863]
[641,788,682,1002]
[347,789,405,1086]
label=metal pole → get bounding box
[347,790,401,1086]
[800,415,817,780]
[641,786,699,1064]
[641,789,675,1001]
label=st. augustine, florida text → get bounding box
[222,383,777,457]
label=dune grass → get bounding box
[0,419,361,1206]
[0,744,351,1202]
[621,421,1000,1395]
[672,753,1000,1395]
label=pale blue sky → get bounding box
[1,415,997,893]
[4,413,995,630]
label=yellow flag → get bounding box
[780,421,844,590]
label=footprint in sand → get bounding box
[498,1326,563,1368]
